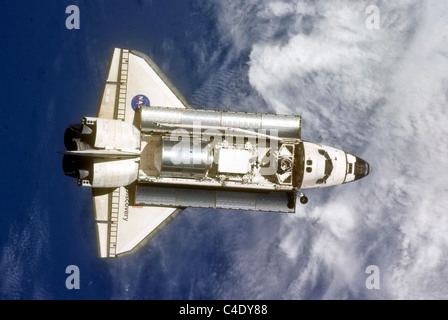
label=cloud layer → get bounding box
[187,0,448,299]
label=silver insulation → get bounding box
[141,107,301,139]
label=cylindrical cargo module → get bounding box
[140,106,302,139]
[160,138,213,178]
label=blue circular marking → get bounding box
[131,94,150,111]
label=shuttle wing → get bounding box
[93,48,189,257]
[97,48,192,122]
[93,187,183,257]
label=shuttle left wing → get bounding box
[97,48,191,123]
[93,187,183,257]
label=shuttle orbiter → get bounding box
[61,48,371,257]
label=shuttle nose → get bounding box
[354,156,371,181]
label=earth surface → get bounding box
[1,0,448,299]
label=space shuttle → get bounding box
[61,48,371,258]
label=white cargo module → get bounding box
[217,149,251,174]
[60,48,371,258]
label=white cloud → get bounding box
[209,0,448,299]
